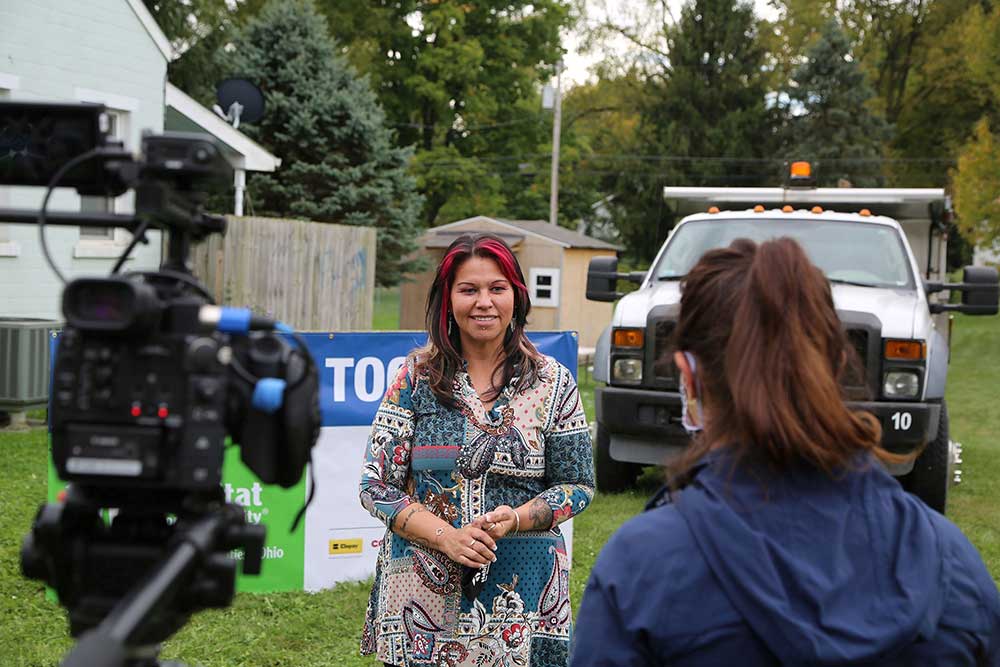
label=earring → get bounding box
[448,315,453,336]
[509,321,515,334]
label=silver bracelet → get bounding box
[512,510,520,533]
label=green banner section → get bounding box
[223,446,307,592]
[45,442,306,593]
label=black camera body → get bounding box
[50,280,319,496]
[3,100,322,666]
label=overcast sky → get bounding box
[562,0,781,85]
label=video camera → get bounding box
[1,101,321,666]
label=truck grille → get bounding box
[646,318,876,396]
[844,328,875,396]
[652,320,677,386]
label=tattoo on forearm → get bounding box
[527,498,553,530]
[398,506,426,534]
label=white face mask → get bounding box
[679,351,703,433]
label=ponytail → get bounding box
[670,238,897,483]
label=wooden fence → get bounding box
[191,215,376,331]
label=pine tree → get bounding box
[783,20,889,186]
[607,0,776,263]
[218,0,424,286]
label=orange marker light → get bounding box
[707,206,720,214]
[884,340,926,360]
[811,206,823,214]
[790,161,812,178]
[782,205,793,213]
[859,208,872,217]
[613,328,644,348]
[753,205,764,213]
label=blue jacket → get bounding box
[571,454,1000,666]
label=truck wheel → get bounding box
[595,423,642,492]
[902,401,949,514]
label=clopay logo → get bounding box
[224,482,267,524]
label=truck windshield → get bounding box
[652,218,915,289]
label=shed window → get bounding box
[530,268,560,307]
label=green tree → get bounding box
[952,5,1000,252]
[217,0,424,286]
[604,0,777,263]
[782,20,888,186]
[312,1,572,226]
[953,119,1000,247]
[143,0,265,104]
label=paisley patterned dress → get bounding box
[359,355,595,667]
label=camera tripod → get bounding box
[22,484,265,667]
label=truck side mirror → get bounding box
[926,265,999,315]
[960,266,999,315]
[586,256,620,302]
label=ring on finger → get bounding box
[489,522,497,531]
[469,538,477,547]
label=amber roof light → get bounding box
[811,206,823,214]
[753,205,765,213]
[790,161,812,178]
[708,206,720,214]
[859,209,872,217]
[782,205,794,213]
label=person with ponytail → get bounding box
[571,238,999,667]
[360,233,595,667]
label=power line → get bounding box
[409,153,957,169]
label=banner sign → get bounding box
[50,331,579,593]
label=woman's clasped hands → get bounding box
[438,504,519,567]
[437,522,497,567]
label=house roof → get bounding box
[126,0,175,61]
[428,216,620,250]
[165,83,281,173]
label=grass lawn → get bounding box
[1,314,996,665]
[372,286,401,331]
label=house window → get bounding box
[0,82,17,256]
[529,268,560,308]
[78,110,125,241]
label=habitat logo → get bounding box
[224,482,268,525]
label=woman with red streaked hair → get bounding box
[359,233,594,667]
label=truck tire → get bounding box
[595,423,642,492]
[902,400,949,514]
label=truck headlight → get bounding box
[613,358,643,383]
[883,371,920,398]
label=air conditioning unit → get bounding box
[0,318,61,412]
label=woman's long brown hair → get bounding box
[416,233,542,408]
[669,237,904,482]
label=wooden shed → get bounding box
[399,216,620,351]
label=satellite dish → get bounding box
[213,78,265,129]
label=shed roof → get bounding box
[429,216,620,250]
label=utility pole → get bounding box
[548,60,563,227]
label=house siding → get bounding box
[0,0,167,319]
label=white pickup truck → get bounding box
[586,179,998,513]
